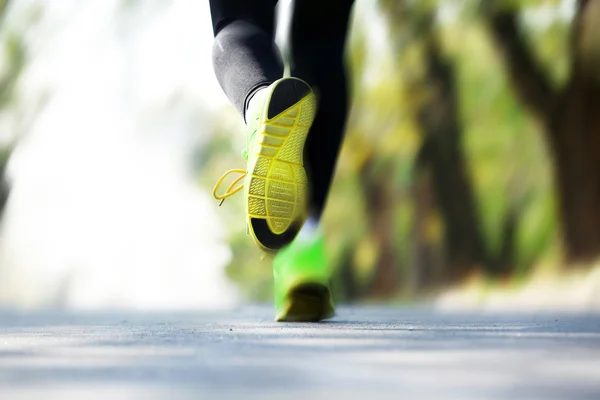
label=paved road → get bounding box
[0,306,599,399]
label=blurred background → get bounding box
[0,0,599,311]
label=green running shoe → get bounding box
[273,233,335,322]
[213,77,316,253]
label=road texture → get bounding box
[0,306,599,399]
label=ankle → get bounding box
[245,87,268,123]
[297,216,319,240]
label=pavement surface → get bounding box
[0,306,599,399]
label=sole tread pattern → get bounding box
[246,78,317,251]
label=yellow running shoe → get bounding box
[213,77,317,252]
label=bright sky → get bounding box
[0,0,236,309]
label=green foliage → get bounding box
[0,0,30,216]
[0,32,25,108]
[449,19,556,270]
[520,12,571,87]
[0,0,9,24]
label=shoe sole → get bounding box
[245,78,316,252]
[276,282,335,322]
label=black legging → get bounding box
[210,0,354,219]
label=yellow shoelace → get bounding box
[213,169,247,206]
[213,145,251,205]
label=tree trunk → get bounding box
[416,37,488,282]
[361,157,399,298]
[487,0,600,265]
[409,168,443,291]
[548,80,600,264]
[335,244,359,302]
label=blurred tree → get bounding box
[0,0,23,218]
[360,154,400,297]
[0,0,8,24]
[486,0,600,265]
[380,0,492,286]
[0,1,46,224]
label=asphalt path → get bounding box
[0,306,599,399]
